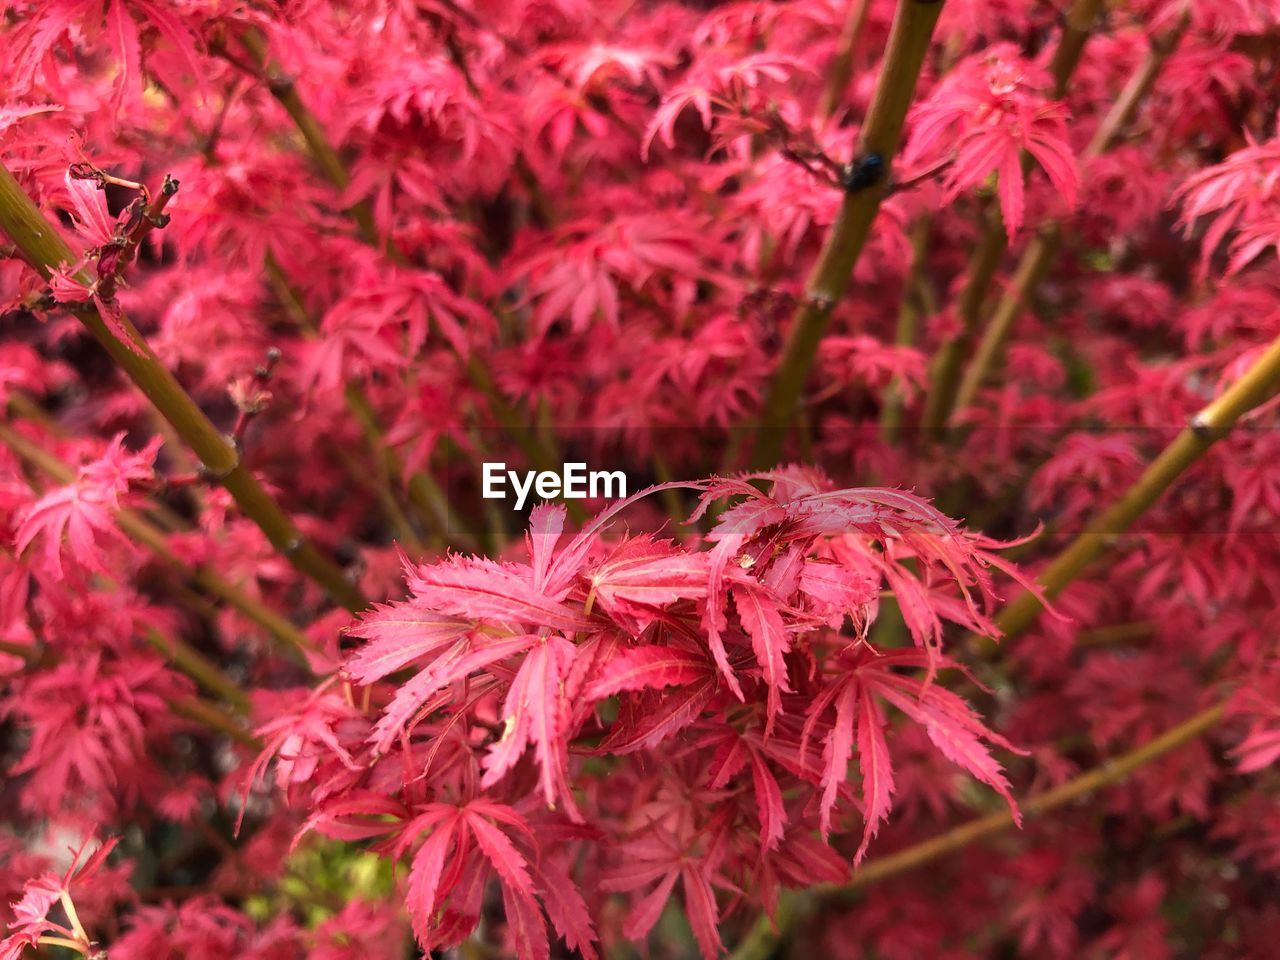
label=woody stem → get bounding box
[753,0,944,469]
[727,701,1225,960]
[950,24,1186,418]
[993,331,1280,641]
[0,411,315,659]
[918,0,1107,433]
[236,31,571,513]
[0,161,366,612]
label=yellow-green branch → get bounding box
[950,25,1186,417]
[994,331,1280,640]
[820,0,874,120]
[752,0,944,469]
[237,35,569,513]
[918,0,1106,433]
[0,161,366,612]
[0,413,315,658]
[728,701,1225,960]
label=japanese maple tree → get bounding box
[2,0,1279,958]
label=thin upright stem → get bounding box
[950,25,1185,417]
[1,420,273,706]
[262,251,457,550]
[1047,0,1109,98]
[753,0,944,469]
[919,202,1007,431]
[918,0,1106,432]
[880,215,934,438]
[236,36,568,510]
[820,0,874,120]
[948,222,1060,414]
[235,30,381,246]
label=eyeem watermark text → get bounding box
[482,462,627,510]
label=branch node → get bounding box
[197,439,241,483]
[283,537,305,557]
[1189,413,1216,441]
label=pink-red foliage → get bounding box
[1,0,1279,959]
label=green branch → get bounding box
[143,629,252,713]
[752,0,944,469]
[819,0,874,120]
[880,214,935,437]
[0,414,315,658]
[171,695,263,748]
[950,24,1186,416]
[236,34,570,514]
[994,331,1280,640]
[0,161,366,612]
[728,701,1225,960]
[236,30,380,245]
[918,0,1106,432]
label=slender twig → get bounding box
[142,629,252,712]
[948,222,1061,414]
[326,431,425,551]
[88,170,178,303]
[261,252,456,551]
[752,0,945,469]
[950,24,1186,417]
[849,702,1226,884]
[233,30,381,246]
[0,163,365,611]
[1047,0,1110,97]
[918,0,1107,432]
[171,695,263,748]
[229,346,281,448]
[1076,620,1157,648]
[0,574,256,741]
[919,200,1007,432]
[0,636,39,663]
[820,0,874,120]
[727,701,1226,960]
[1,421,293,705]
[171,79,440,551]
[888,155,954,195]
[879,215,933,437]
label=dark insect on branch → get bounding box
[841,152,887,193]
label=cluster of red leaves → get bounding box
[1,0,1279,959]
[903,44,1077,237]
[299,476,1031,958]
